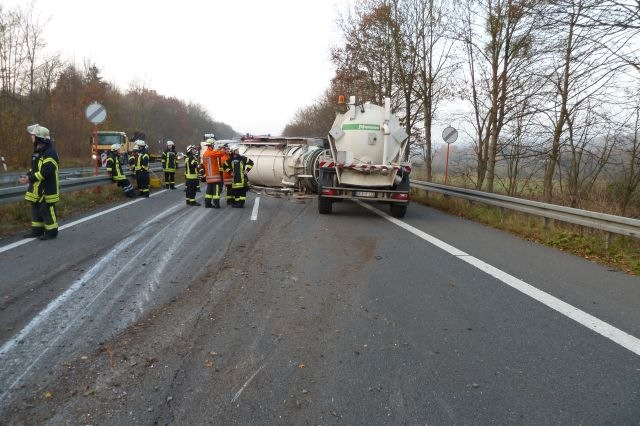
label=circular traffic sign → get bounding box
[442,126,458,144]
[85,102,107,124]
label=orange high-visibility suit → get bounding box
[201,147,225,208]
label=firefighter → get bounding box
[194,144,202,192]
[162,140,177,189]
[184,145,201,206]
[220,144,233,205]
[106,144,135,198]
[129,144,140,193]
[222,145,254,208]
[135,140,150,197]
[20,124,60,240]
[201,138,225,208]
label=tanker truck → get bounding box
[317,96,411,218]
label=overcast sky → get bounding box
[15,0,351,136]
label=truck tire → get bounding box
[390,203,407,218]
[318,196,333,214]
[390,173,410,217]
[318,168,334,214]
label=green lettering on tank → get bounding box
[341,123,381,131]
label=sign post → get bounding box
[442,126,458,185]
[85,102,107,175]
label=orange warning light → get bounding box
[338,95,345,104]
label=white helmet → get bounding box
[110,144,121,152]
[186,144,196,153]
[27,124,50,140]
[135,140,146,148]
[204,138,215,146]
[166,140,175,146]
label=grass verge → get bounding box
[412,189,640,275]
[0,185,134,241]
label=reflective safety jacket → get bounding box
[128,152,138,171]
[162,149,177,172]
[106,153,126,181]
[25,146,60,204]
[222,155,254,189]
[136,150,150,173]
[184,153,199,179]
[202,148,225,183]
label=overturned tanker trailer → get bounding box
[237,136,327,193]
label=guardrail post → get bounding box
[605,232,612,249]
[543,217,549,229]
[499,207,505,223]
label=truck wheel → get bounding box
[318,196,333,214]
[390,203,407,218]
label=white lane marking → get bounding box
[231,364,265,403]
[0,184,184,254]
[251,197,260,221]
[358,201,640,356]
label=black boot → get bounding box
[170,185,176,189]
[213,200,220,209]
[39,230,58,240]
[23,229,43,238]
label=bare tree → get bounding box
[411,0,457,181]
[538,0,633,202]
[456,0,539,192]
[20,1,47,98]
[331,0,397,105]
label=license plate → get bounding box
[354,191,376,198]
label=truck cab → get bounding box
[90,131,133,167]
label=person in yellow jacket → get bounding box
[222,145,254,208]
[162,140,178,189]
[135,140,150,197]
[184,145,201,206]
[19,124,60,240]
[201,138,225,208]
[106,144,135,198]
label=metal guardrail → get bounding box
[411,180,640,239]
[0,166,164,205]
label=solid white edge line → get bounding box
[251,196,260,221]
[358,201,640,356]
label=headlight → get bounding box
[91,154,97,160]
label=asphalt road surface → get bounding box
[0,186,639,425]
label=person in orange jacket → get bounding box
[201,138,226,208]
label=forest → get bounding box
[0,4,238,171]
